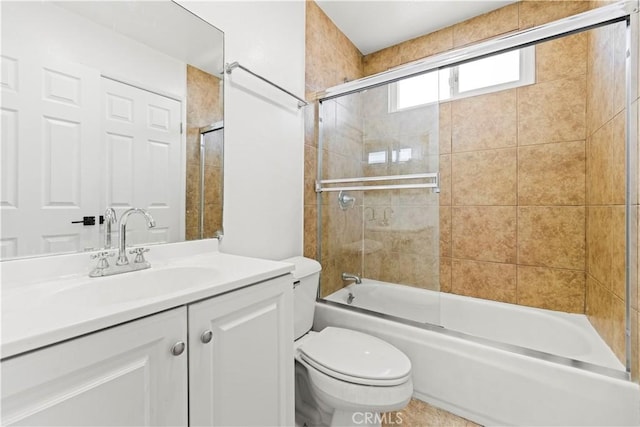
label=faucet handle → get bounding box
[103,207,117,224]
[129,247,150,264]
[91,251,115,269]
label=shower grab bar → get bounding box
[225,62,308,108]
[315,173,439,193]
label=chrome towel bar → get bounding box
[315,173,439,193]
[225,61,308,108]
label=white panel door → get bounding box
[102,77,183,246]
[188,276,294,426]
[0,52,102,258]
[1,307,188,426]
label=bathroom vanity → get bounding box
[1,240,294,426]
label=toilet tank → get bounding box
[282,256,321,340]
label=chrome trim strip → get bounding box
[199,121,224,134]
[317,1,636,102]
[319,173,438,185]
[316,183,437,193]
[317,299,630,381]
[199,132,205,238]
[316,101,325,280]
[624,12,639,374]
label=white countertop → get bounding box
[1,240,294,359]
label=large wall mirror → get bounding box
[1,1,224,260]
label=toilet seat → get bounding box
[297,327,412,386]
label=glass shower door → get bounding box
[317,81,442,326]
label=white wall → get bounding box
[2,2,186,98]
[179,1,305,260]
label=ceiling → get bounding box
[315,0,517,55]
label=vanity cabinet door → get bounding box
[1,307,188,426]
[188,275,294,426]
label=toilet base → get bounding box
[331,410,382,427]
[295,361,410,427]
[296,362,331,426]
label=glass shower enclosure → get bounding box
[314,2,637,378]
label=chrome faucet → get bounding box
[117,208,156,265]
[341,272,362,284]
[103,207,117,249]
[89,208,156,278]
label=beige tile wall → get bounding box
[442,35,587,312]
[185,65,223,240]
[356,2,594,313]
[304,0,364,296]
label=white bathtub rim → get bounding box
[317,299,629,381]
[326,280,625,374]
[314,301,640,427]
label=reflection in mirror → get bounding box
[0,1,224,260]
[196,122,224,240]
[186,66,223,240]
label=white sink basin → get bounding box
[47,266,218,307]
[1,242,295,359]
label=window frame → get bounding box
[388,46,536,113]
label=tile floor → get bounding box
[383,399,480,427]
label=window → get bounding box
[389,46,535,112]
[366,148,413,165]
[368,151,387,164]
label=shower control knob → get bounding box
[171,341,186,356]
[201,330,213,344]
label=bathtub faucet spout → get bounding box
[342,272,362,284]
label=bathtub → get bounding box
[316,280,640,426]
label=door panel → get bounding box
[1,52,101,257]
[102,78,183,246]
[188,276,294,426]
[1,307,188,426]
[0,53,185,259]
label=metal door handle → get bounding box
[71,216,96,226]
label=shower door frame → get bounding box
[198,122,224,240]
[315,0,639,379]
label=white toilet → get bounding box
[283,257,413,427]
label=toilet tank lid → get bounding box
[281,256,321,280]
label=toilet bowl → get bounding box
[283,257,413,427]
[296,328,413,426]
